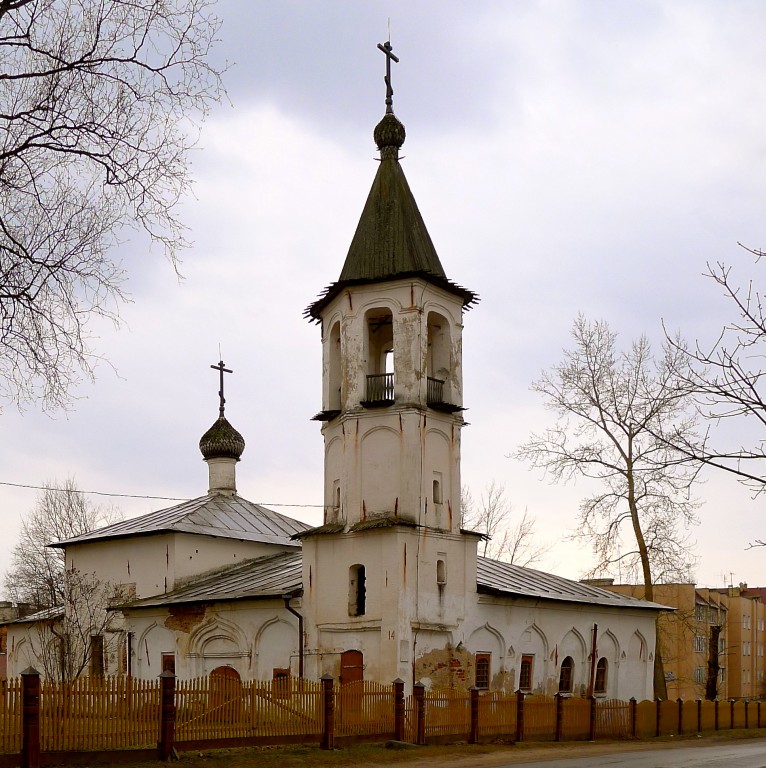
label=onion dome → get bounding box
[374,113,406,159]
[199,416,245,461]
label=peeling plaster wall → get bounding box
[123,599,301,681]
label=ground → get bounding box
[117,731,766,768]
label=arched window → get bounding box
[426,311,452,404]
[363,308,394,405]
[348,564,366,617]
[432,478,442,504]
[436,559,446,585]
[594,657,608,694]
[559,656,574,693]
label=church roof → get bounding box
[306,112,477,321]
[476,557,669,611]
[121,551,302,609]
[51,493,309,549]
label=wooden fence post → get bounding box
[744,699,749,729]
[589,696,597,741]
[413,682,425,746]
[730,699,735,730]
[630,698,637,739]
[655,698,661,738]
[696,699,702,733]
[677,698,683,735]
[393,679,405,742]
[20,667,40,768]
[320,676,334,750]
[469,687,479,744]
[758,701,762,728]
[158,670,176,762]
[554,693,563,742]
[515,690,525,743]
[714,699,719,731]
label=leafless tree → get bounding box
[0,0,224,410]
[461,481,551,567]
[515,315,704,697]
[4,478,121,609]
[666,251,766,546]
[25,568,127,680]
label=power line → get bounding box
[0,481,323,507]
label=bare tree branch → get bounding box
[0,0,224,410]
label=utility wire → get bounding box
[0,481,323,507]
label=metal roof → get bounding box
[51,493,310,549]
[2,606,64,626]
[122,551,302,609]
[477,557,669,611]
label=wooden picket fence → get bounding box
[1,672,765,764]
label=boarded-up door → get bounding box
[340,650,364,685]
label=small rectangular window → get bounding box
[161,653,175,675]
[436,559,446,585]
[695,604,706,622]
[694,635,706,653]
[693,667,705,683]
[475,653,491,689]
[519,655,534,691]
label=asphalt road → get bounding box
[502,740,766,768]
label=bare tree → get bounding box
[4,478,120,609]
[515,315,704,698]
[666,252,766,543]
[461,481,551,567]
[25,568,127,680]
[0,0,224,410]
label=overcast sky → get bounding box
[3,1,765,589]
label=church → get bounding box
[5,49,664,700]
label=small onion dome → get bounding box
[374,113,406,159]
[199,416,245,461]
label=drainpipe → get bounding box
[588,623,598,697]
[283,594,304,679]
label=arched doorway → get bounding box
[209,665,242,723]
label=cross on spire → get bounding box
[377,40,399,114]
[210,360,232,418]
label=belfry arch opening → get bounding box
[328,321,341,411]
[362,308,394,405]
[426,312,452,405]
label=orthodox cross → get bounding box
[210,360,232,418]
[377,40,399,114]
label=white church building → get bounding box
[5,68,665,700]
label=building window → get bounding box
[348,564,366,617]
[558,656,574,693]
[694,667,705,684]
[161,653,175,675]
[743,641,751,656]
[432,478,442,504]
[519,655,534,691]
[695,604,706,622]
[759,618,765,632]
[89,635,105,679]
[594,657,608,694]
[719,667,726,683]
[475,653,491,690]
[436,559,446,585]
[694,635,706,653]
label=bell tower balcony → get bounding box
[361,372,394,407]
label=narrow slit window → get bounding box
[475,653,491,690]
[436,559,446,585]
[349,564,366,617]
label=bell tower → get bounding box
[301,42,479,686]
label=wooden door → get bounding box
[339,650,364,685]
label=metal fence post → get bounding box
[515,689,525,743]
[413,682,425,746]
[158,670,176,762]
[20,667,40,768]
[469,687,479,744]
[589,696,597,741]
[321,676,335,750]
[730,699,735,730]
[696,699,702,733]
[393,679,405,742]
[744,699,749,729]
[655,698,661,737]
[714,698,719,731]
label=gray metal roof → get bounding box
[51,493,310,549]
[477,557,669,611]
[2,606,64,626]
[122,551,302,609]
